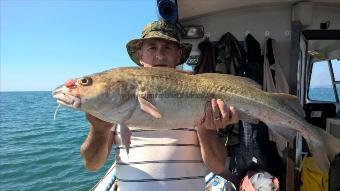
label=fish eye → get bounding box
[78,77,92,86]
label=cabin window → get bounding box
[332,59,340,80]
[308,59,339,102]
[332,59,340,96]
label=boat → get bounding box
[93,0,340,190]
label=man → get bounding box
[80,20,238,191]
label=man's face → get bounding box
[138,38,182,68]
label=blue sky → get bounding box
[310,59,340,88]
[1,0,158,91]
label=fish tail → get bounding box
[322,129,340,162]
[308,125,340,173]
[119,125,132,155]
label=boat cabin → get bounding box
[171,0,340,190]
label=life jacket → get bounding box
[299,156,328,191]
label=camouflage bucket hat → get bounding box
[126,20,192,66]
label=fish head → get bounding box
[52,71,137,123]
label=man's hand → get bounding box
[198,99,239,131]
[195,99,238,174]
[81,113,115,171]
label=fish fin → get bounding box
[237,110,260,124]
[138,96,162,119]
[118,125,132,155]
[266,123,297,143]
[271,93,305,118]
[268,129,287,158]
[269,121,340,172]
[267,122,333,172]
[311,127,340,172]
[306,137,330,173]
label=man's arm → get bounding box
[196,99,238,175]
[80,113,115,171]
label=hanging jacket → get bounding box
[194,39,216,74]
[216,32,247,75]
[263,38,289,93]
[245,34,264,86]
[228,121,284,187]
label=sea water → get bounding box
[0,92,115,191]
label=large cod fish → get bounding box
[52,67,340,172]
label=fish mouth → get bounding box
[52,87,81,108]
